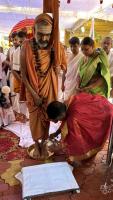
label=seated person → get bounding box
[47,92,113,165]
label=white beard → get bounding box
[38,41,48,48]
[35,37,48,48]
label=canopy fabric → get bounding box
[0,0,113,34]
[10,19,34,35]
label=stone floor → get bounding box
[0,129,113,200]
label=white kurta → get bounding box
[12,46,21,71]
[108,50,113,77]
[64,52,83,100]
[0,53,6,86]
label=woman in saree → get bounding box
[77,37,111,98]
[47,92,113,165]
[46,37,112,166]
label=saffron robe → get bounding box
[20,40,67,141]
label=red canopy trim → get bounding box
[9,19,35,39]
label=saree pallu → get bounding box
[61,92,113,161]
[79,49,111,98]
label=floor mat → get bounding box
[0,129,28,161]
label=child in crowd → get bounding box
[0,86,15,127]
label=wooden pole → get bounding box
[43,0,59,66]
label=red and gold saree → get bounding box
[61,92,113,160]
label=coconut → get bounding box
[1,86,11,94]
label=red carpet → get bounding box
[0,129,113,199]
[0,129,28,161]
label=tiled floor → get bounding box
[0,129,113,200]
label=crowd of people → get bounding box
[0,12,113,166]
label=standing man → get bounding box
[0,47,6,86]
[20,13,67,158]
[64,37,83,100]
[12,31,27,94]
[17,31,27,46]
[101,36,113,96]
[6,32,19,90]
[11,31,27,114]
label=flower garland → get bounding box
[30,38,54,77]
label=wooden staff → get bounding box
[43,0,60,66]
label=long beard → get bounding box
[38,41,48,48]
[35,38,48,48]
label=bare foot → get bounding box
[33,141,47,160]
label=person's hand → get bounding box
[49,132,59,139]
[54,65,61,75]
[49,133,56,139]
[76,86,91,93]
[76,88,84,93]
[33,95,43,107]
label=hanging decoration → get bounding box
[67,0,71,3]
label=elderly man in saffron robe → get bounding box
[20,13,67,158]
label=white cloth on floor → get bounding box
[4,121,34,147]
[4,121,61,147]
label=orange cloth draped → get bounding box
[61,93,113,161]
[43,0,59,66]
[20,38,66,141]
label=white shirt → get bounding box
[12,46,21,71]
[0,53,6,80]
[108,50,113,77]
[0,56,2,80]
[0,53,6,63]
[64,51,83,100]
